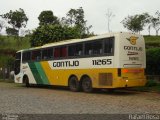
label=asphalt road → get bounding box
[0,82,160,115]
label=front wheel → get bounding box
[23,76,30,87]
[82,77,93,93]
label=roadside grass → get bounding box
[129,80,160,93]
[0,79,14,83]
[0,79,24,88]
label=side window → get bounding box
[85,40,102,55]
[93,41,103,54]
[75,44,83,56]
[54,47,60,58]
[84,42,93,55]
[32,50,41,61]
[68,45,75,56]
[54,46,67,58]
[42,48,53,60]
[42,49,47,60]
[68,43,83,57]
[48,48,53,59]
[22,51,31,61]
[61,46,67,58]
[104,37,114,55]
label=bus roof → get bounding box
[17,32,142,53]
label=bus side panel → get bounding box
[34,63,146,88]
[21,60,146,88]
[40,60,118,88]
[27,62,50,85]
[41,61,70,86]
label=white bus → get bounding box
[14,32,146,92]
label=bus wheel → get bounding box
[82,76,93,93]
[23,76,30,87]
[68,76,80,92]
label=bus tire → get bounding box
[68,76,80,92]
[82,76,93,93]
[23,75,30,87]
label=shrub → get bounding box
[145,80,157,87]
[146,48,160,75]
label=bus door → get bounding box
[14,52,21,75]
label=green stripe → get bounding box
[28,62,43,84]
[34,62,49,84]
[28,62,49,85]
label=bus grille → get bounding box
[99,73,113,86]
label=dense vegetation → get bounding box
[30,7,93,47]
[0,35,30,72]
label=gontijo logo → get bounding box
[126,36,138,45]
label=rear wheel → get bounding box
[68,76,80,92]
[82,76,93,93]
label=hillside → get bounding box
[144,36,160,49]
[0,36,30,68]
[0,36,30,51]
[0,35,160,51]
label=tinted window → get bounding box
[104,37,114,55]
[22,51,31,61]
[42,48,53,60]
[54,46,67,58]
[68,43,83,56]
[85,41,102,55]
[32,50,41,60]
[93,41,103,54]
[54,47,60,58]
[61,47,67,57]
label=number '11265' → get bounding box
[92,59,112,65]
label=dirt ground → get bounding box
[0,82,160,114]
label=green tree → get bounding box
[38,11,59,26]
[31,8,94,47]
[0,8,28,36]
[62,7,92,38]
[30,24,81,47]
[6,27,18,36]
[121,13,149,33]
